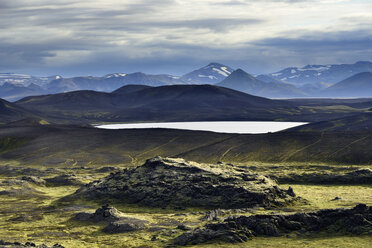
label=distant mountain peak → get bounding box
[218,68,306,98]
[180,62,234,84]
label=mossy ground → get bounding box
[0,161,371,247]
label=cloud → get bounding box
[0,0,371,76]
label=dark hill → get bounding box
[322,72,372,97]
[112,84,152,95]
[289,113,372,132]
[0,98,36,124]
[16,84,296,123]
[17,90,115,111]
[217,69,306,98]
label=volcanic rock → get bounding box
[74,205,126,223]
[173,204,372,246]
[45,173,83,186]
[74,205,148,233]
[19,176,46,186]
[0,240,64,247]
[73,156,298,208]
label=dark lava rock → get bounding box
[19,176,46,186]
[9,214,43,222]
[74,205,148,233]
[74,205,126,223]
[200,209,225,221]
[95,166,120,173]
[103,219,147,233]
[45,174,83,186]
[177,224,192,231]
[277,168,372,185]
[73,157,298,209]
[0,240,64,247]
[173,204,372,246]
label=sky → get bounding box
[0,0,372,77]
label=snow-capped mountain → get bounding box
[267,61,372,87]
[180,62,234,84]
[0,73,61,87]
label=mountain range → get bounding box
[266,61,372,87]
[1,61,372,100]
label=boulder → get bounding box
[74,205,126,223]
[74,205,148,233]
[73,157,298,209]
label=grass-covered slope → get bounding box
[0,98,38,124]
[289,113,372,132]
[1,123,372,165]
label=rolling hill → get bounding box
[16,84,298,123]
[13,84,372,123]
[1,122,372,166]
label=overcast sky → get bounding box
[1,0,371,76]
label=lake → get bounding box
[95,121,307,134]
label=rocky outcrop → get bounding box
[19,176,46,186]
[74,205,148,233]
[173,204,372,246]
[73,157,298,209]
[45,174,83,186]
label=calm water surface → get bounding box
[95,121,307,134]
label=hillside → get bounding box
[322,72,372,97]
[0,98,36,124]
[217,69,306,98]
[289,113,372,132]
[1,123,372,165]
[0,83,47,101]
[16,84,302,123]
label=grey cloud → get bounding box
[256,29,372,52]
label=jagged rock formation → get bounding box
[74,205,148,233]
[73,156,298,209]
[173,204,372,246]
